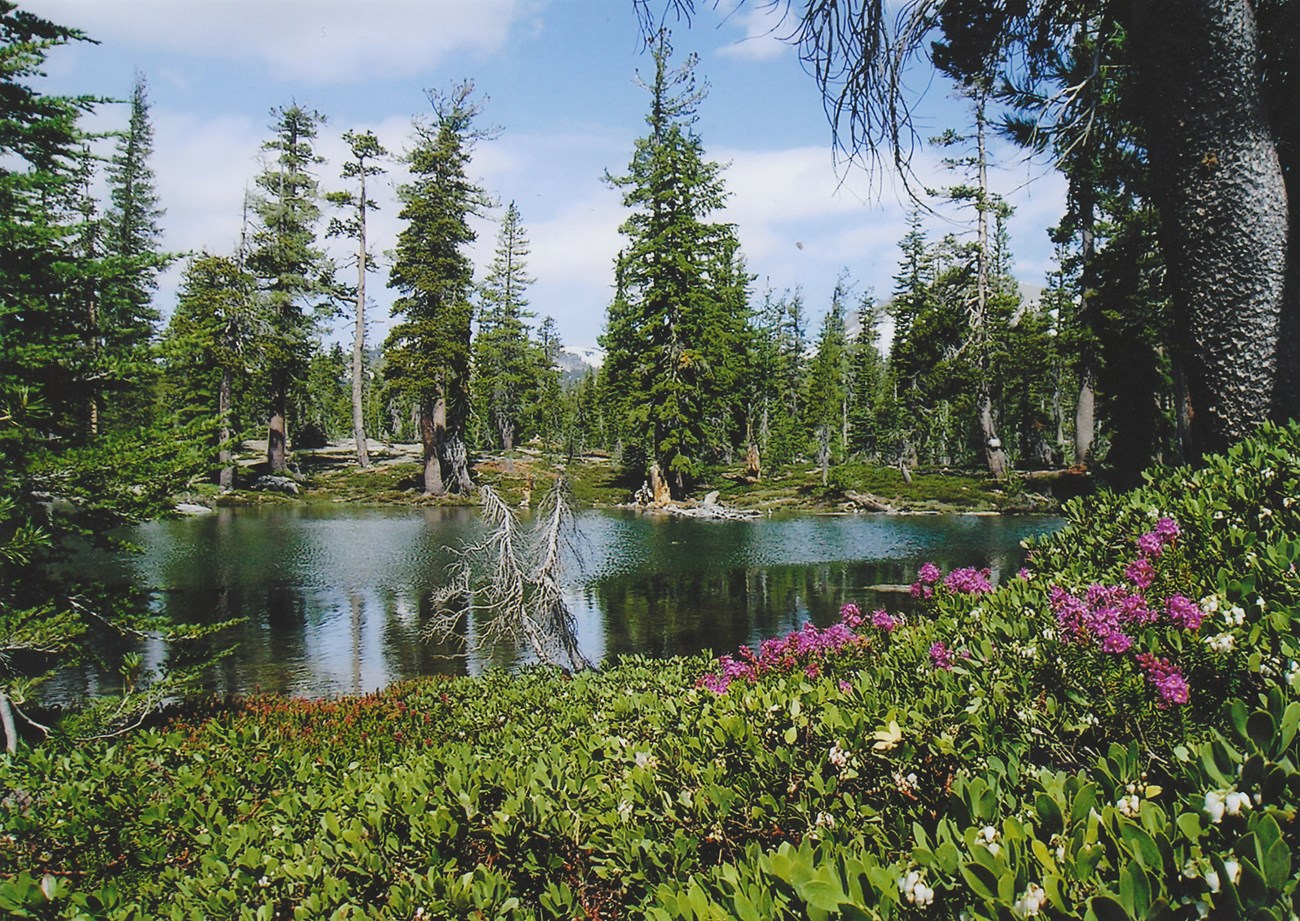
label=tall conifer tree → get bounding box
[472,200,536,452]
[327,129,387,468]
[99,73,168,430]
[247,104,330,475]
[601,31,746,498]
[386,83,487,495]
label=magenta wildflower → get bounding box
[918,562,942,585]
[1124,556,1156,590]
[944,567,993,595]
[1052,584,1144,653]
[1165,593,1204,630]
[1016,567,1031,581]
[910,582,934,600]
[1136,516,1181,559]
[930,641,953,670]
[1135,652,1190,707]
[698,618,865,693]
[839,603,863,628]
[839,680,853,694]
[871,609,899,632]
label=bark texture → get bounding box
[420,397,447,496]
[1131,0,1289,455]
[268,377,288,474]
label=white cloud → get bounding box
[25,0,533,84]
[714,3,795,62]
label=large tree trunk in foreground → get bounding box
[1131,0,1290,456]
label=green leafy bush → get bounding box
[1,422,1298,918]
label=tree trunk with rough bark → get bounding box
[218,368,235,490]
[268,375,288,474]
[1131,0,1290,456]
[420,396,447,496]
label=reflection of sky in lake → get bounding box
[57,507,1061,701]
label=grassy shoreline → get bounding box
[179,440,1083,515]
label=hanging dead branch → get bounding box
[427,478,588,670]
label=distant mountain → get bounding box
[556,345,603,384]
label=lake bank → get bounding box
[176,439,1086,515]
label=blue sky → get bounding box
[27,0,1065,350]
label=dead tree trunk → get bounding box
[218,368,235,490]
[352,170,371,469]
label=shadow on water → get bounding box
[53,506,1060,701]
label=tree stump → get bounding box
[649,463,672,507]
[745,442,761,481]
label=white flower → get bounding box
[1226,605,1246,626]
[1014,882,1047,917]
[1204,790,1227,824]
[1182,861,1199,880]
[1206,869,1221,893]
[1256,596,1267,610]
[1225,791,1251,816]
[617,800,633,822]
[978,825,999,844]
[900,869,934,906]
[815,811,836,829]
[1200,595,1220,615]
[1223,858,1242,885]
[1116,794,1141,817]
[1207,633,1236,654]
[830,741,851,765]
[634,751,657,770]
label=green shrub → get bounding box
[1,421,1297,918]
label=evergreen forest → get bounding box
[3,1,1300,917]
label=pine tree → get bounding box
[159,254,260,488]
[385,83,488,495]
[930,85,1011,478]
[601,30,748,498]
[805,272,852,485]
[532,315,564,450]
[472,201,536,451]
[99,73,168,431]
[326,129,386,468]
[847,291,885,459]
[246,104,331,474]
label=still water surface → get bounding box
[65,507,1061,699]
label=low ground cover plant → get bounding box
[1,422,1298,919]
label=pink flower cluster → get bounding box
[1165,593,1204,630]
[910,562,942,599]
[1135,652,1190,707]
[1048,517,1195,707]
[1137,517,1181,558]
[1051,584,1157,654]
[699,602,902,693]
[930,641,954,671]
[1127,517,1181,589]
[944,567,993,595]
[911,563,993,599]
